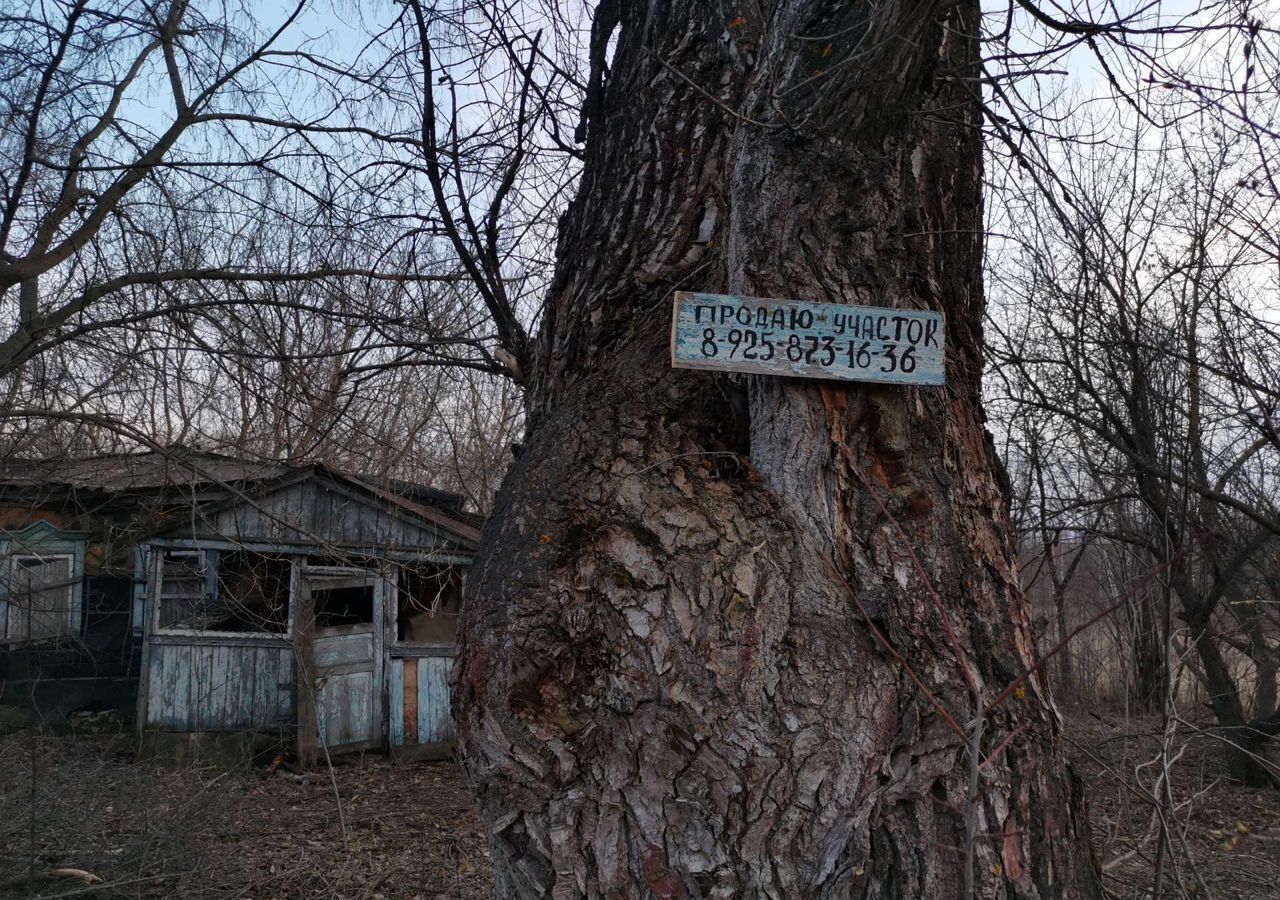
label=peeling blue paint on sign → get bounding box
[670,291,945,385]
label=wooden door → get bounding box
[303,568,382,754]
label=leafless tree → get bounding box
[989,100,1280,785]
[4,0,1280,896]
[0,0,586,501]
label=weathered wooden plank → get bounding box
[334,676,349,745]
[193,644,216,729]
[389,658,405,745]
[273,646,294,725]
[305,483,321,542]
[212,644,233,728]
[347,671,372,744]
[160,645,193,729]
[234,645,257,728]
[157,649,175,728]
[229,646,250,727]
[159,647,183,728]
[403,658,418,745]
[317,691,330,747]
[208,644,228,727]
[371,577,385,744]
[417,656,453,745]
[313,630,374,667]
[157,644,185,729]
[670,291,945,385]
[250,645,271,725]
[315,676,332,747]
[142,648,161,728]
[330,671,351,745]
[295,584,318,767]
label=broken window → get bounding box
[156,549,207,629]
[4,553,75,641]
[396,566,461,643]
[213,552,290,632]
[312,580,375,629]
[157,548,289,634]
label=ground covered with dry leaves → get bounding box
[2,709,1278,898]
[1067,706,1280,899]
[0,729,491,899]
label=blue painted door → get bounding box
[305,568,383,753]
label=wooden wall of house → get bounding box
[206,481,447,552]
[144,639,293,732]
[388,653,454,753]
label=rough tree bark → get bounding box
[455,1,1102,896]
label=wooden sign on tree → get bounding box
[670,291,945,385]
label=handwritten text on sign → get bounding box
[670,292,945,385]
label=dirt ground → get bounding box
[0,730,491,899]
[1067,705,1280,899]
[1,709,1277,898]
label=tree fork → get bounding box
[455,1,1102,896]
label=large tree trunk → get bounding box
[454,1,1101,896]
[1186,610,1275,787]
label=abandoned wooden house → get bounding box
[0,449,481,760]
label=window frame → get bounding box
[4,552,77,642]
[1,522,86,644]
[389,564,462,650]
[151,544,292,640]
